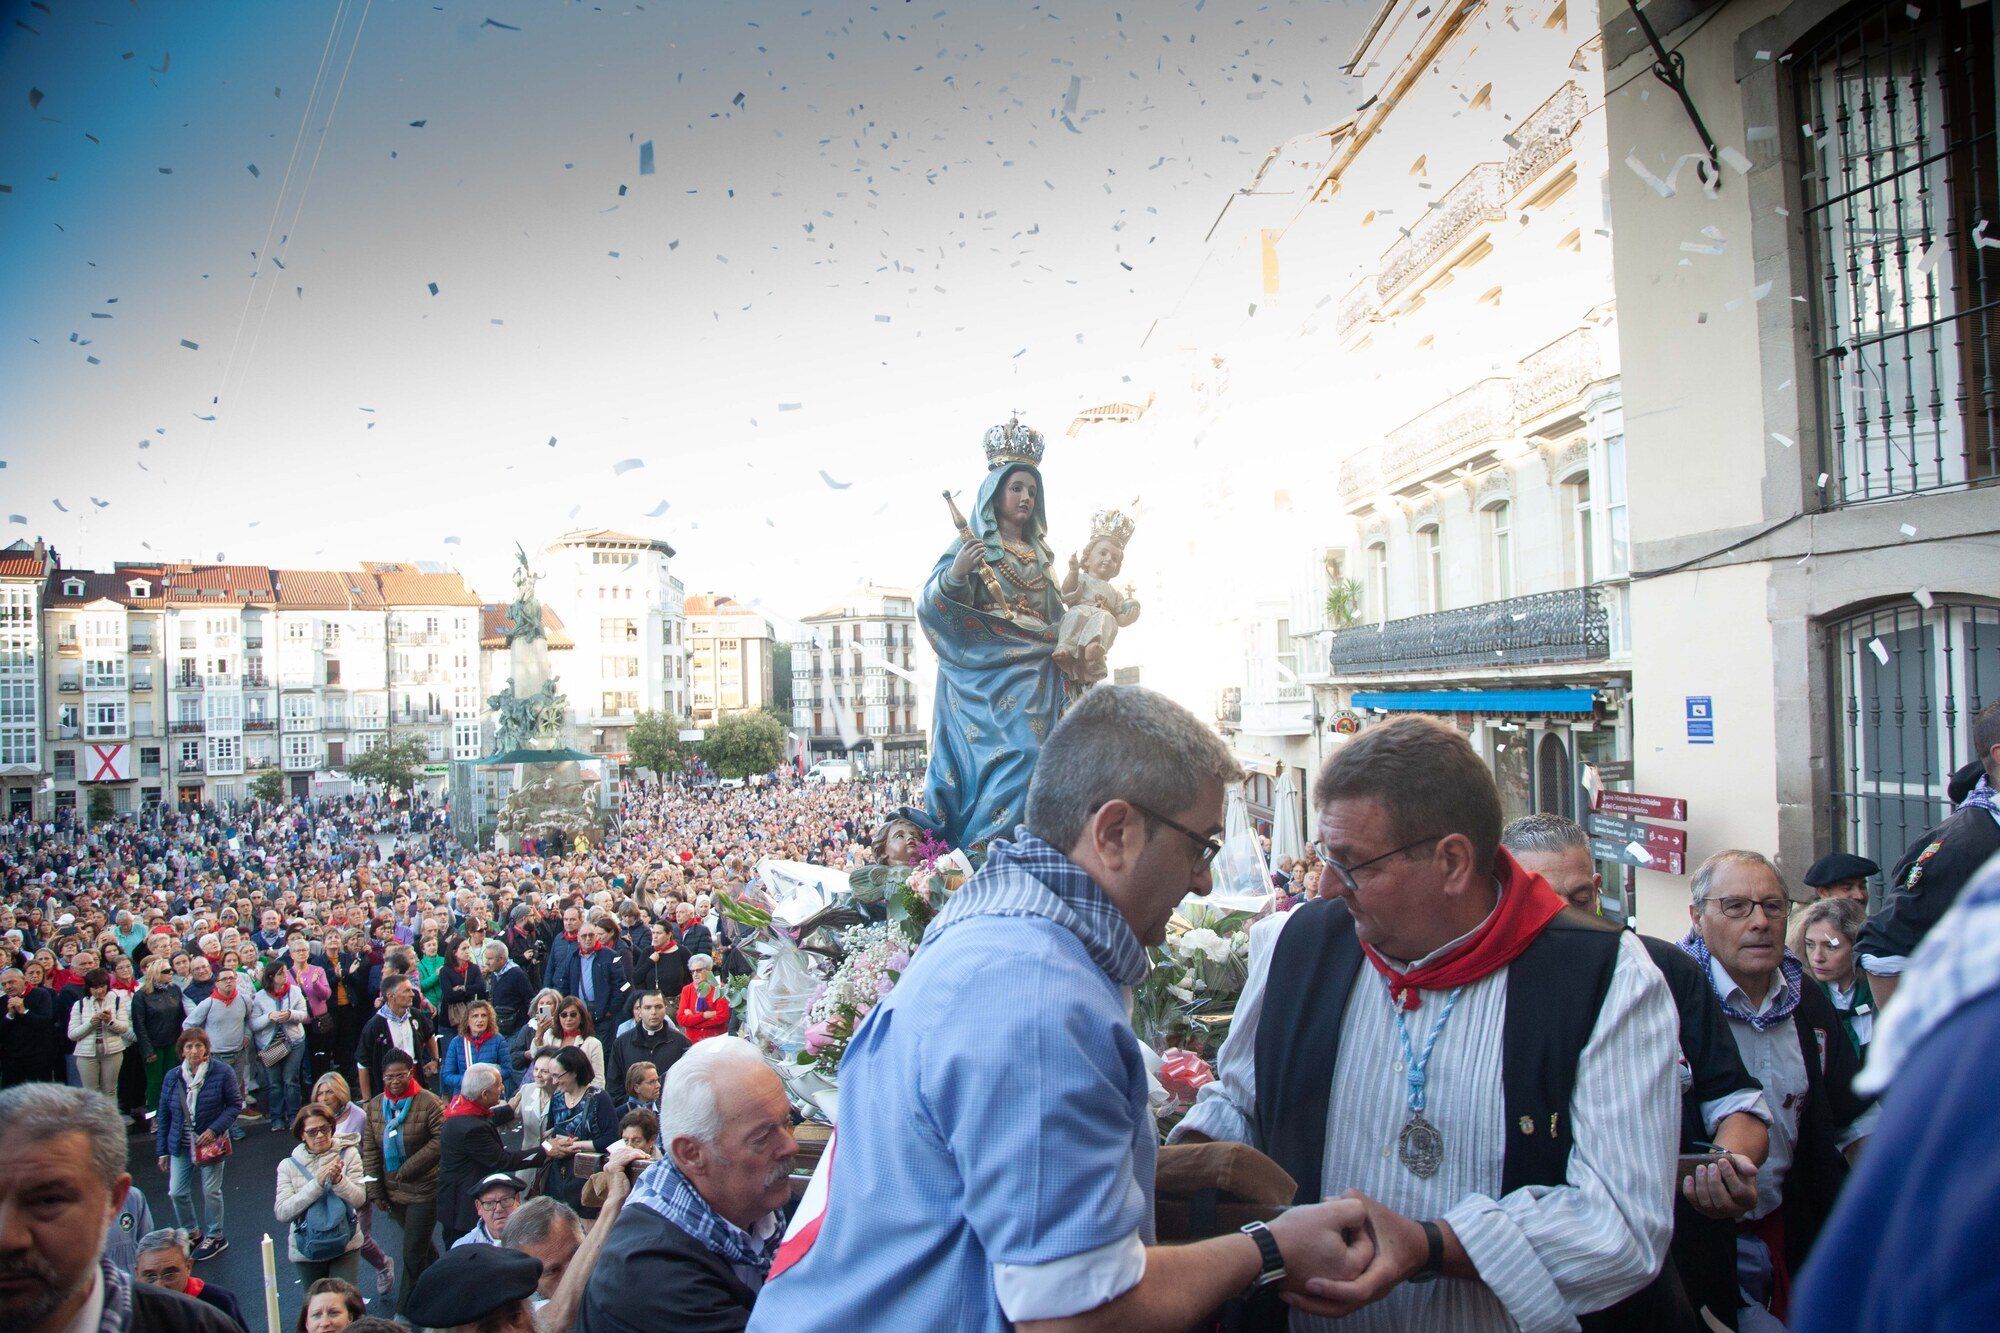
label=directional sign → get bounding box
[1586,811,1688,855]
[1594,790,1687,822]
[1590,837,1686,876]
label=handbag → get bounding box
[192,1133,233,1165]
[258,1037,293,1068]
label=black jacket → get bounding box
[624,947,693,1017]
[575,1199,760,1333]
[1859,802,2000,960]
[436,1104,543,1239]
[132,1278,248,1333]
[353,1007,438,1097]
[607,1022,691,1095]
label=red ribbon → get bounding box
[442,1094,490,1120]
[1361,847,1567,1010]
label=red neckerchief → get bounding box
[443,1094,490,1120]
[183,1276,206,1299]
[579,939,605,956]
[1360,847,1565,1010]
[653,941,679,957]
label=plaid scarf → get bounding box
[1679,929,1804,1031]
[926,828,1148,988]
[1963,774,2000,824]
[96,1258,134,1333]
[628,1158,781,1276]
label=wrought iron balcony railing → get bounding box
[1329,586,1611,675]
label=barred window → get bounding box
[1829,598,2000,872]
[1797,1,2000,502]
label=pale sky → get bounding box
[3,0,1372,702]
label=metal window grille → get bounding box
[1829,598,2000,871]
[1796,1,2000,503]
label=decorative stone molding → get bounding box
[1376,163,1507,302]
[1546,437,1591,484]
[1337,279,1379,340]
[1338,449,1382,507]
[1512,325,1608,426]
[1501,82,1588,197]
[1384,377,1516,483]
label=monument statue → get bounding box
[486,543,594,847]
[919,417,1073,852]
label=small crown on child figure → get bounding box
[983,415,1046,470]
[1089,509,1136,549]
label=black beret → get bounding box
[1803,852,1879,887]
[404,1244,541,1329]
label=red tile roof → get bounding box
[160,563,277,604]
[480,602,572,650]
[360,562,484,607]
[273,569,387,611]
[44,567,168,608]
[549,528,675,557]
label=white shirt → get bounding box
[1708,957,1807,1222]
[57,1263,104,1333]
[1177,909,1680,1333]
[384,1009,416,1060]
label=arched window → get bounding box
[1562,475,1595,586]
[1368,542,1389,625]
[1481,501,1513,601]
[1415,525,1443,614]
[1829,597,2000,868]
[1536,732,1574,818]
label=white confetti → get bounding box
[1913,587,1935,609]
[1772,432,1793,448]
[1899,523,1918,537]
[1868,638,1891,665]
[1626,841,1654,865]
[612,458,644,476]
[1624,152,1674,199]
[1719,145,1754,174]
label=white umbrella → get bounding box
[1270,767,1305,866]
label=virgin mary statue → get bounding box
[919,418,1072,852]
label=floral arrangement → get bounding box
[1131,900,1255,1057]
[793,836,973,1077]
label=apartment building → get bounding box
[41,564,168,818]
[538,530,687,759]
[790,583,925,771]
[0,541,49,819]
[362,561,485,792]
[273,569,390,799]
[685,593,776,727]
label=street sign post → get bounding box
[1594,790,1688,822]
[1587,810,1687,855]
[1589,837,1686,876]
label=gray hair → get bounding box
[659,1035,769,1151]
[135,1227,191,1259]
[1501,813,1590,858]
[461,1063,503,1100]
[1790,897,1865,956]
[1691,849,1783,906]
[1024,684,1244,852]
[482,940,510,964]
[0,1084,127,1188]
[502,1195,579,1249]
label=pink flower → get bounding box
[875,975,896,999]
[802,1021,834,1055]
[886,950,911,973]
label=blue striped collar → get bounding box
[926,829,1149,987]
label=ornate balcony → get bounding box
[1383,377,1515,483]
[175,758,203,774]
[1377,163,1506,303]
[243,718,275,732]
[1329,586,1611,675]
[1512,326,1610,427]
[129,640,154,655]
[246,756,274,770]
[1501,81,1588,197]
[168,719,204,735]
[1338,450,1383,506]
[1337,279,1379,340]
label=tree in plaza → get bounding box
[250,768,287,804]
[628,710,695,782]
[86,785,114,824]
[771,641,793,712]
[699,710,787,780]
[346,731,429,800]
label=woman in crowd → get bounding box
[1793,897,1874,1060]
[133,955,185,1128]
[156,1026,243,1262]
[582,1107,659,1210]
[252,956,311,1132]
[551,996,606,1089]
[621,1060,661,1119]
[66,966,132,1103]
[325,931,372,1085]
[677,953,731,1042]
[440,999,515,1098]
[537,1045,617,1213]
[311,1072,396,1299]
[282,935,334,1075]
[274,1103,368,1286]
[510,1048,561,1192]
[514,987,564,1069]
[437,936,485,1036]
[415,934,447,1017]
[296,1278,366,1333]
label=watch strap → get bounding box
[1240,1219,1286,1290]
[1408,1220,1445,1284]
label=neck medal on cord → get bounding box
[1390,984,1464,1178]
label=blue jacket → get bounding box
[552,949,625,1025]
[155,1059,245,1160]
[486,962,535,1034]
[441,1029,520,1098]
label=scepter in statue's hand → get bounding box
[943,491,1012,613]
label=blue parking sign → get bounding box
[1686,696,1714,745]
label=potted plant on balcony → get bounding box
[1324,577,1363,630]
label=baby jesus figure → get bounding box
[1054,509,1141,685]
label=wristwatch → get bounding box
[1407,1220,1445,1285]
[1240,1219,1286,1291]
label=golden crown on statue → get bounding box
[982,415,1047,470]
[1089,508,1136,549]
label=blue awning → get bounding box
[1350,688,1598,714]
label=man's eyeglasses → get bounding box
[1125,802,1224,865]
[1310,834,1444,896]
[1704,897,1789,921]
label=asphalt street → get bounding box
[127,1118,414,1331]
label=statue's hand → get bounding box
[948,535,983,581]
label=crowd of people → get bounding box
[2,693,1997,1333]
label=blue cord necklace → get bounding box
[1389,985,1463,1178]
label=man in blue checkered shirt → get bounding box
[749,685,1374,1332]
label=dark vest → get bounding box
[1252,897,1620,1204]
[1239,899,1672,1332]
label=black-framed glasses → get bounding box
[1125,802,1225,865]
[1310,834,1444,896]
[1704,896,1789,921]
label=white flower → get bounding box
[1178,927,1231,964]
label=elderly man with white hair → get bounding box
[575,1036,797,1333]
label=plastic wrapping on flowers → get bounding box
[1131,899,1257,1060]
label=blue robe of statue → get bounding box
[920,462,1072,852]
